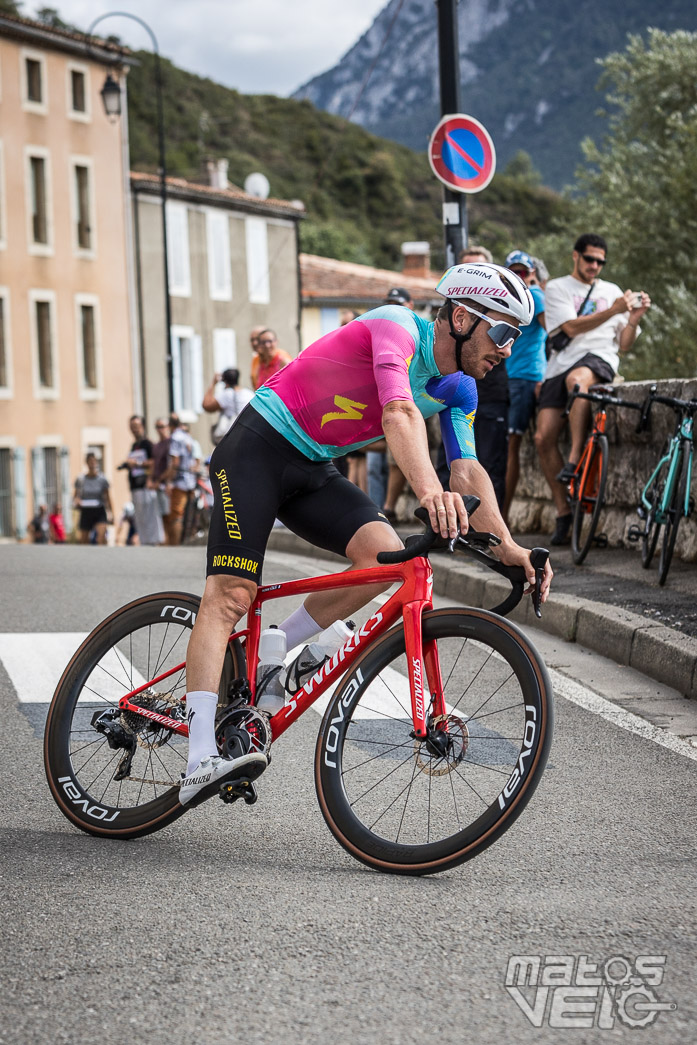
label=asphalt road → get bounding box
[0,545,695,1045]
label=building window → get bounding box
[42,447,59,509]
[206,209,232,300]
[213,328,237,374]
[81,304,97,388]
[30,156,48,244]
[0,448,12,538]
[75,164,91,250]
[166,202,191,297]
[0,295,7,390]
[36,300,53,388]
[171,326,202,414]
[245,217,270,304]
[71,69,85,112]
[26,57,42,103]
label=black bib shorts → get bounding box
[206,406,388,582]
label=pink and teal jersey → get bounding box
[250,305,479,466]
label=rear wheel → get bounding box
[641,463,668,569]
[44,592,244,838]
[571,435,608,565]
[658,448,688,586]
[315,609,554,876]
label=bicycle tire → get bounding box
[641,461,668,569]
[571,434,608,565]
[658,447,688,586]
[44,591,243,839]
[315,608,553,876]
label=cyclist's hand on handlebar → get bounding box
[497,543,553,604]
[420,490,469,540]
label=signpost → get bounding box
[428,114,496,194]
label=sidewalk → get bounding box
[267,525,697,699]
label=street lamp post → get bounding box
[88,12,175,414]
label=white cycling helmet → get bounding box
[435,262,535,324]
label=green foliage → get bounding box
[572,29,697,378]
[124,52,569,273]
[0,0,22,13]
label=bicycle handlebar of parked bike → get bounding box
[376,499,549,619]
[562,383,643,420]
[636,384,697,433]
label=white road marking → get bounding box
[549,668,697,763]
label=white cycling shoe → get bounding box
[179,751,268,807]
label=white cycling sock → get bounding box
[279,604,321,649]
[185,690,218,774]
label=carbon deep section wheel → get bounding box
[44,591,243,839]
[658,448,688,586]
[315,608,554,875]
[571,435,608,565]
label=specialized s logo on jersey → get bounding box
[320,395,368,428]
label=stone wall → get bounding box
[396,379,697,563]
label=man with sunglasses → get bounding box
[535,233,651,545]
[179,262,554,806]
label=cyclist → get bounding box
[180,262,554,805]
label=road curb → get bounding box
[267,528,697,698]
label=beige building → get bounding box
[132,163,304,452]
[0,13,137,538]
[300,242,440,348]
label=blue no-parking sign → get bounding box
[428,113,496,193]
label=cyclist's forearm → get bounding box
[382,402,440,498]
[560,305,621,337]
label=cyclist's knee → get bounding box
[203,574,257,623]
[346,520,402,568]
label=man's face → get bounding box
[460,252,489,265]
[257,332,277,361]
[572,245,606,284]
[155,420,169,440]
[509,264,534,286]
[436,306,517,380]
[129,417,144,439]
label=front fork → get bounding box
[402,602,446,739]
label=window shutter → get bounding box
[191,334,203,412]
[206,210,232,300]
[245,217,270,304]
[12,447,26,539]
[213,329,236,374]
[31,445,45,509]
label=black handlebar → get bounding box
[636,384,697,434]
[376,498,549,619]
[563,382,643,420]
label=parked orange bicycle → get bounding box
[562,385,642,565]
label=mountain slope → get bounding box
[293,0,697,188]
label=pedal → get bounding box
[593,533,608,548]
[626,525,641,543]
[219,779,258,805]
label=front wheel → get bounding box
[641,462,668,569]
[44,591,244,839]
[315,609,554,875]
[571,435,608,565]
[658,448,688,586]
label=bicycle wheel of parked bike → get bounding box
[641,463,669,569]
[658,447,688,586]
[44,591,244,839]
[315,608,553,876]
[571,435,608,565]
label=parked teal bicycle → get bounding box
[629,386,697,586]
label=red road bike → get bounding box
[44,504,553,876]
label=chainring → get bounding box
[215,704,272,761]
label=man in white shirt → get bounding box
[534,234,651,544]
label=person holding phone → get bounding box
[534,233,651,544]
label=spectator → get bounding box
[531,256,549,290]
[48,503,66,543]
[28,504,50,543]
[534,233,651,544]
[379,288,415,520]
[117,501,138,546]
[202,368,254,446]
[250,329,292,390]
[148,417,171,542]
[167,413,197,545]
[121,415,163,546]
[74,453,112,545]
[502,250,547,523]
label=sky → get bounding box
[25,0,387,95]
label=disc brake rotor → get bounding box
[414,714,469,777]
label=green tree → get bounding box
[574,29,697,378]
[0,0,22,13]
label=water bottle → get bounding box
[284,619,355,696]
[256,626,287,714]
